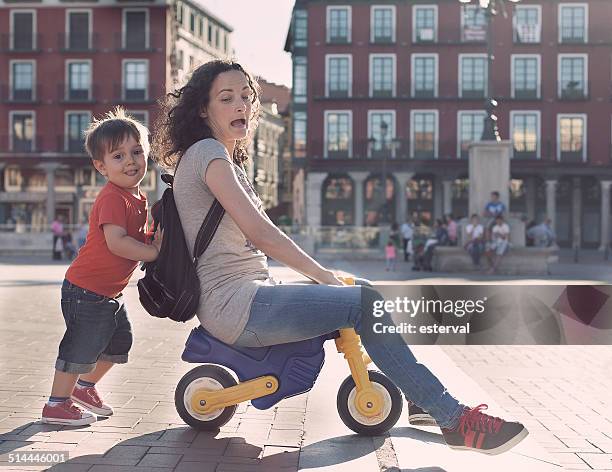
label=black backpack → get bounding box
[137,173,225,322]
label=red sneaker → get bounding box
[71,386,114,416]
[441,404,528,455]
[41,399,96,426]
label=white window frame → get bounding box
[410,109,439,159]
[8,110,36,152]
[460,5,487,42]
[370,5,396,43]
[293,56,307,104]
[511,54,541,99]
[412,5,438,43]
[64,110,92,153]
[557,53,588,99]
[513,5,542,43]
[122,8,150,49]
[65,59,92,101]
[557,113,587,162]
[458,53,488,98]
[9,59,36,101]
[510,110,541,159]
[369,53,396,97]
[323,110,353,159]
[325,54,352,98]
[9,9,36,50]
[4,166,22,192]
[65,9,92,50]
[126,110,149,127]
[367,110,397,158]
[456,110,486,158]
[411,53,438,98]
[122,58,149,100]
[326,5,352,43]
[558,3,588,43]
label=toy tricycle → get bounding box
[174,278,403,435]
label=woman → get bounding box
[153,60,527,455]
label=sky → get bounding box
[201,0,294,87]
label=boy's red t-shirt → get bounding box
[66,181,148,297]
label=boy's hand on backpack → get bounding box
[151,229,164,258]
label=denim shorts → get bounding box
[55,279,133,374]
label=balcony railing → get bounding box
[114,84,158,103]
[114,32,159,52]
[559,83,589,101]
[371,34,394,44]
[58,32,99,52]
[513,87,539,100]
[0,33,42,52]
[371,87,395,98]
[57,136,86,154]
[460,87,487,99]
[327,31,351,44]
[0,85,41,103]
[0,134,42,153]
[58,84,98,103]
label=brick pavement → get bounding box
[0,258,610,471]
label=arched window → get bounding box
[364,174,396,226]
[582,176,601,248]
[322,174,354,226]
[406,175,434,225]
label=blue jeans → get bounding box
[234,282,465,429]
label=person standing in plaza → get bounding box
[400,217,413,262]
[385,239,397,271]
[51,215,64,260]
[41,109,162,426]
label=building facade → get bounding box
[285,0,612,249]
[0,0,233,230]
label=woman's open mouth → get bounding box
[231,118,247,129]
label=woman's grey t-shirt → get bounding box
[173,138,271,344]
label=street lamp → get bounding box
[458,0,521,141]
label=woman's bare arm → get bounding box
[205,159,343,285]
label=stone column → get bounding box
[442,179,453,216]
[572,177,581,249]
[545,180,557,228]
[348,171,368,227]
[39,163,59,226]
[600,180,611,251]
[468,141,512,217]
[305,172,328,228]
[525,176,536,220]
[394,172,414,224]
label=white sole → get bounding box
[409,414,438,427]
[41,416,96,426]
[449,428,529,455]
[71,397,114,417]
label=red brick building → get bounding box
[285,0,612,249]
[0,0,232,230]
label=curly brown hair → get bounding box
[152,60,260,170]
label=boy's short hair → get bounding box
[84,107,150,162]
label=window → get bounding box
[294,10,308,48]
[460,55,487,98]
[411,54,437,98]
[11,11,35,51]
[67,61,91,101]
[327,6,351,43]
[208,23,213,44]
[512,55,540,99]
[371,6,395,43]
[123,60,148,101]
[190,12,195,33]
[559,3,587,43]
[462,5,486,42]
[67,11,90,50]
[11,61,34,101]
[558,54,587,99]
[511,112,540,159]
[411,111,438,159]
[326,55,351,98]
[293,57,307,104]
[293,112,306,158]
[10,112,34,152]
[558,114,586,162]
[127,110,148,127]
[514,5,541,43]
[368,110,396,158]
[370,54,395,97]
[177,3,183,24]
[215,27,220,48]
[66,112,90,152]
[198,18,203,38]
[413,5,437,43]
[458,111,485,158]
[324,111,352,158]
[123,10,148,50]
[322,175,354,226]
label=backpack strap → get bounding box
[192,199,225,262]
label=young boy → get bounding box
[42,108,161,425]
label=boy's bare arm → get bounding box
[102,224,160,262]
